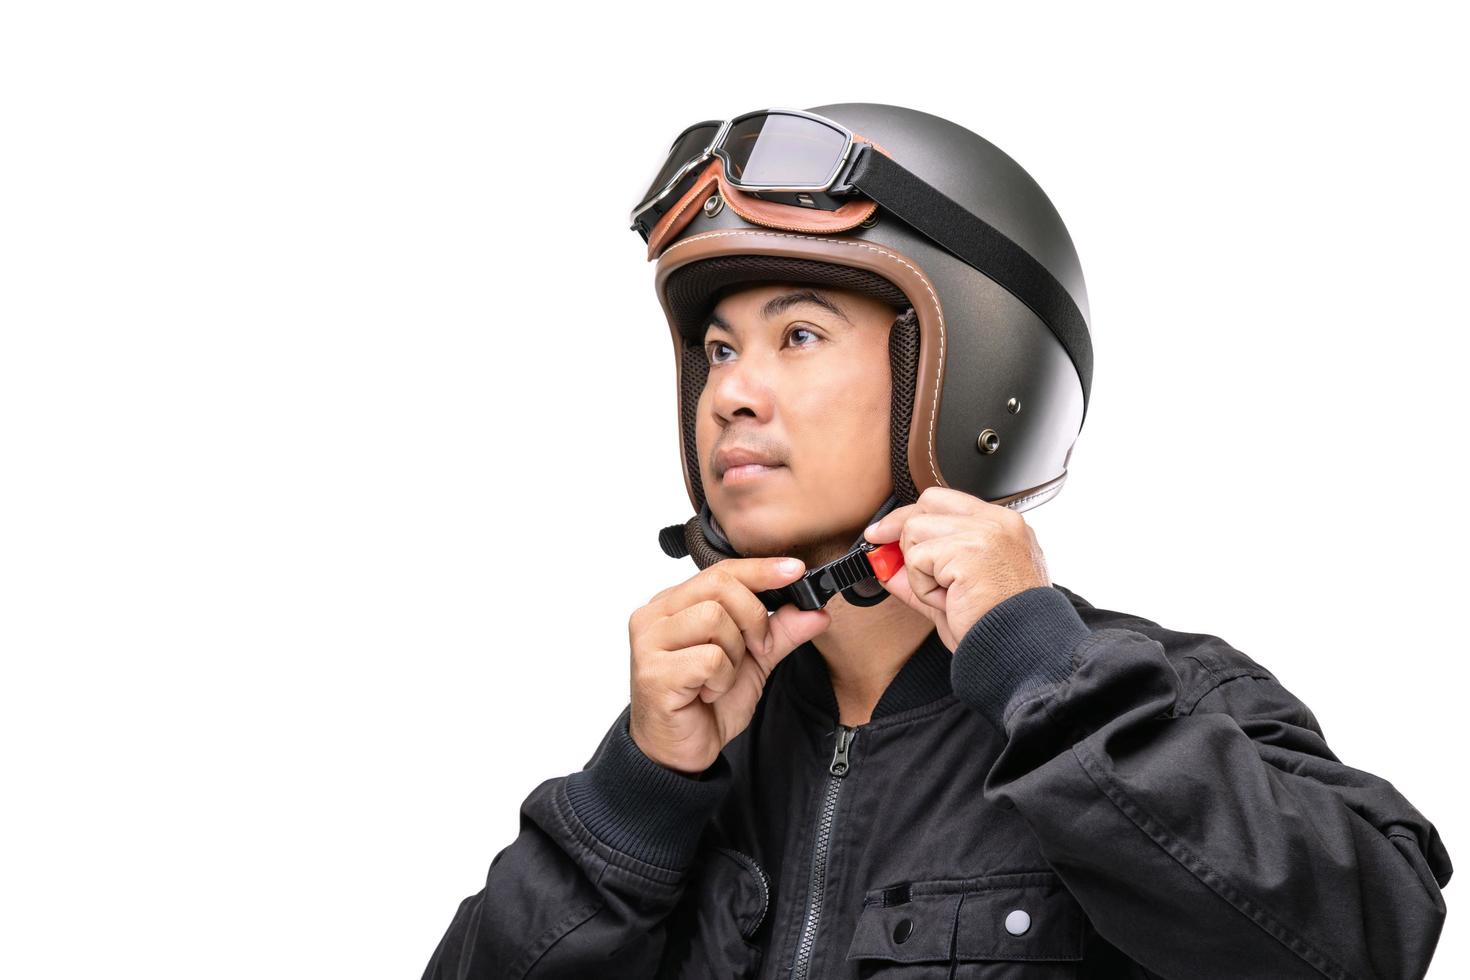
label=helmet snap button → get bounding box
[1007,397,1021,414]
[976,429,1001,454]
[702,193,724,218]
[893,918,914,943]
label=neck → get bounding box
[808,588,938,727]
[709,505,936,724]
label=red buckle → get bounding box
[863,541,904,582]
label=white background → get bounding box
[2,2,1464,977]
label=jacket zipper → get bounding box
[788,724,856,980]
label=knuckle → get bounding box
[695,598,726,630]
[707,559,737,580]
[702,644,729,672]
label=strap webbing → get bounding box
[846,146,1093,426]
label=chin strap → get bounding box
[657,494,906,611]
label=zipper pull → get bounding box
[829,725,854,777]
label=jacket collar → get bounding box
[784,623,956,723]
[782,583,1090,723]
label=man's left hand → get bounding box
[863,486,1052,651]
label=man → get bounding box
[421,104,1452,978]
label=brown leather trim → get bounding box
[718,174,877,237]
[655,230,950,512]
[644,136,891,262]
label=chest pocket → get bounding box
[845,870,1086,979]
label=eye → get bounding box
[787,325,821,347]
[705,339,734,365]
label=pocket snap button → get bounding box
[893,918,914,943]
[1004,909,1031,936]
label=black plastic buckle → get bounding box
[754,540,901,612]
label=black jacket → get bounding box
[421,583,1453,979]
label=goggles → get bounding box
[629,107,1093,420]
[630,108,869,241]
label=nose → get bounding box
[707,347,776,425]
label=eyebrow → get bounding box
[705,289,855,336]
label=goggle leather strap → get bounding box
[645,153,880,261]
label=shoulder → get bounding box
[1050,582,1284,715]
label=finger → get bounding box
[710,604,830,736]
[710,653,768,736]
[758,604,832,672]
[864,492,982,544]
[701,562,790,664]
[863,502,920,544]
[895,512,973,547]
[693,642,740,703]
[876,565,939,625]
[656,557,806,661]
[662,642,739,707]
[650,598,746,675]
[898,538,950,615]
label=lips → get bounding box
[721,462,783,486]
[714,445,785,479]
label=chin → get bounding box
[723,525,796,560]
[712,506,793,556]
[724,514,853,566]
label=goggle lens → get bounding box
[720,112,849,187]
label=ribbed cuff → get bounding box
[951,586,1092,731]
[564,705,733,872]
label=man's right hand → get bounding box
[627,557,832,776]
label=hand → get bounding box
[863,486,1051,651]
[627,558,832,776]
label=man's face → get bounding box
[695,282,898,570]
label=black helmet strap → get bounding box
[842,144,1093,426]
[657,493,902,612]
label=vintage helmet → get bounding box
[631,103,1093,611]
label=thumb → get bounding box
[760,605,832,667]
[709,604,831,742]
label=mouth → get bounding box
[720,462,785,486]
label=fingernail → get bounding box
[865,522,880,538]
[779,558,803,573]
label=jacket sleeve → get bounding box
[420,703,734,979]
[950,585,1453,980]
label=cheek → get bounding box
[789,377,892,481]
[694,390,716,472]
